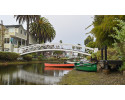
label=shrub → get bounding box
[96,48,119,60]
[23,54,32,61]
[86,56,91,60]
[38,54,44,60]
[86,41,96,48]
[119,62,125,72]
[60,57,68,60]
[31,53,37,58]
[91,53,97,59]
[0,52,20,61]
[38,56,42,60]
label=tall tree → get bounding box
[87,15,125,48]
[84,35,94,46]
[14,15,40,45]
[111,19,125,61]
[30,17,56,43]
[59,40,62,43]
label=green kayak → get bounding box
[75,63,97,72]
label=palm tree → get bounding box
[30,17,56,43]
[14,15,40,45]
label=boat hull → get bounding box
[44,63,74,68]
[75,63,97,72]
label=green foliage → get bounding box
[119,62,125,72]
[96,48,119,60]
[30,53,37,58]
[91,53,97,59]
[38,54,44,60]
[60,57,68,60]
[86,56,91,60]
[53,51,63,55]
[88,15,125,48]
[14,15,40,45]
[111,19,125,61]
[84,35,94,45]
[72,46,75,50]
[59,40,62,43]
[30,17,56,43]
[23,54,32,61]
[86,41,96,48]
[0,52,20,61]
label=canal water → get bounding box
[0,63,73,85]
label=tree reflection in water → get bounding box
[0,63,72,85]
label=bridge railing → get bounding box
[18,43,98,56]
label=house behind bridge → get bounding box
[0,25,37,52]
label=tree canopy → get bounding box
[88,15,125,48]
[14,15,40,45]
[84,35,94,45]
[59,40,62,43]
[111,19,125,61]
[30,17,56,43]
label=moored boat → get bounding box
[66,61,82,66]
[75,63,97,72]
[44,63,74,68]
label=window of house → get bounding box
[24,32,26,35]
[15,28,18,33]
[4,38,10,43]
[21,30,22,34]
[9,28,14,32]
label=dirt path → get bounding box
[58,70,125,85]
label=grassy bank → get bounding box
[58,70,125,85]
[0,60,65,66]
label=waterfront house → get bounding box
[0,25,37,52]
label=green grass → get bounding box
[58,69,125,85]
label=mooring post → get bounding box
[104,46,108,69]
[101,48,103,60]
[105,46,107,60]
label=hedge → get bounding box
[23,54,32,61]
[0,52,20,61]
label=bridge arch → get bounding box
[17,43,98,56]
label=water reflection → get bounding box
[0,63,72,85]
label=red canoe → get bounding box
[44,63,74,67]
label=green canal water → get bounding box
[0,63,73,85]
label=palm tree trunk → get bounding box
[27,20,29,46]
[39,32,41,44]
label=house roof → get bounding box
[5,25,23,28]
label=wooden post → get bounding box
[105,46,107,60]
[101,48,103,60]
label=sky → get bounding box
[0,15,94,46]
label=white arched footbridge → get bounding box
[17,43,98,56]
